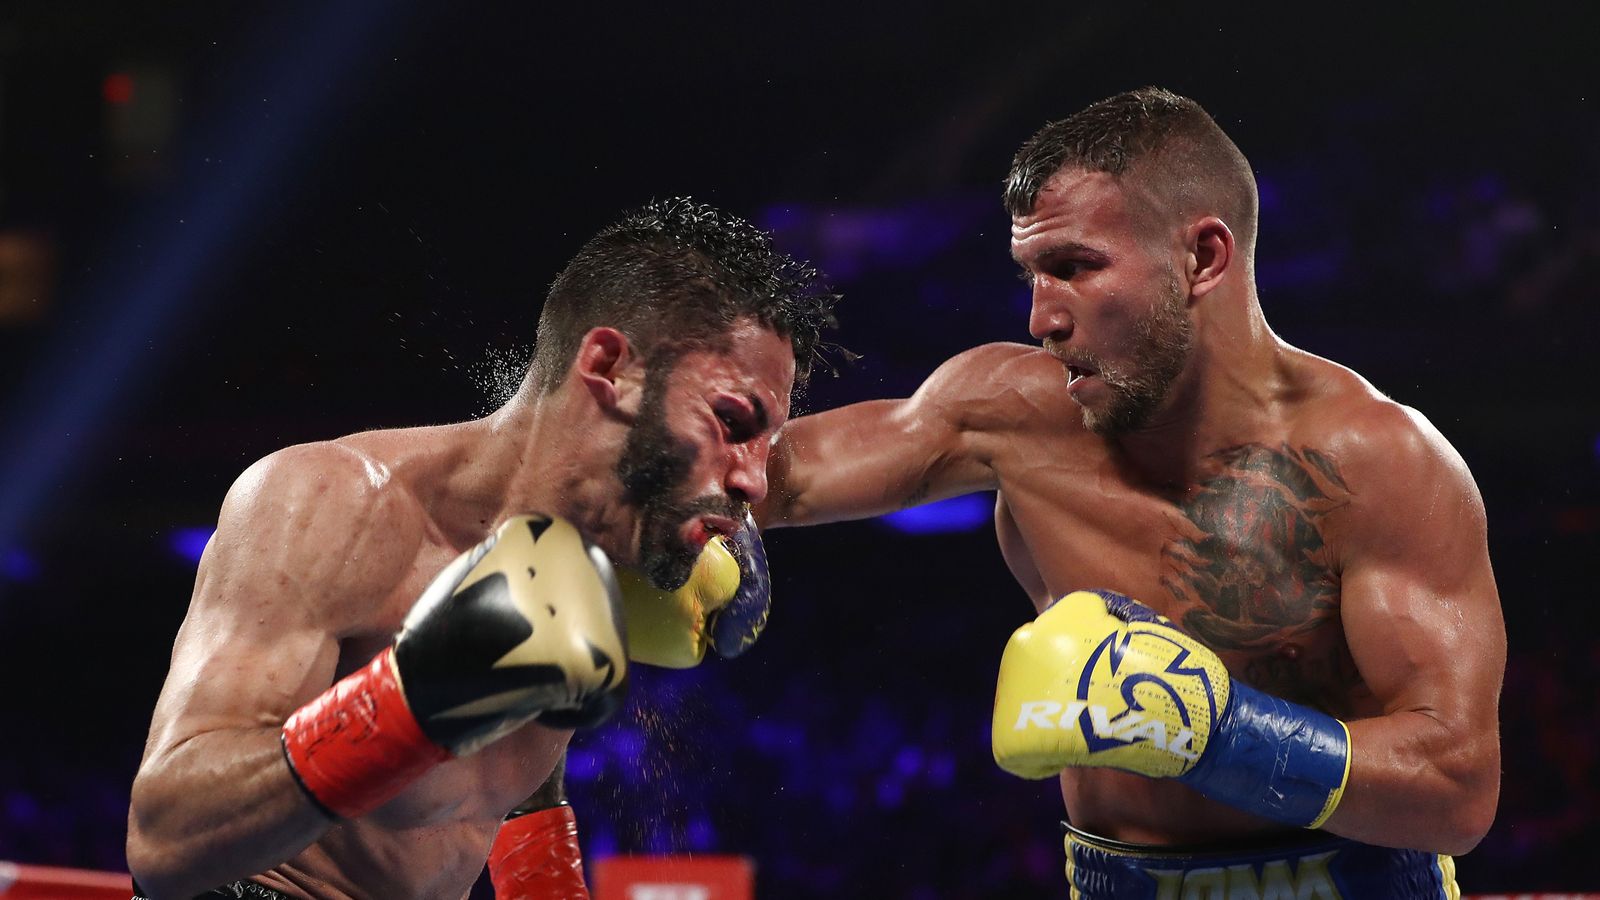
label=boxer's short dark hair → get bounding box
[1004,87,1258,251]
[531,197,838,391]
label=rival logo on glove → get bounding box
[997,611,1229,777]
[1011,700,1200,761]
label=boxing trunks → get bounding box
[1063,824,1460,899]
[132,879,296,899]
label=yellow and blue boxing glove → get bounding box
[617,509,771,668]
[991,590,1349,829]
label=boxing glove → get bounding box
[618,509,772,668]
[991,590,1348,828]
[282,514,627,819]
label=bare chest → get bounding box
[998,442,1372,715]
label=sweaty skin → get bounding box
[128,322,794,900]
[764,169,1503,854]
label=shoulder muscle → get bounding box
[200,441,424,636]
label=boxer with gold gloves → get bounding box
[128,198,836,900]
[281,514,628,823]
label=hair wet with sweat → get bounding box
[529,197,839,393]
[1004,87,1258,259]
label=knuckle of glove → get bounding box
[617,511,773,667]
[397,513,628,751]
[617,536,740,669]
[618,568,710,669]
[708,512,771,659]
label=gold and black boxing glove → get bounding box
[280,514,627,820]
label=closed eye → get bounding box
[715,402,758,443]
[1018,261,1087,284]
[1051,261,1081,279]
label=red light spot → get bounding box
[1554,506,1600,535]
[103,72,134,105]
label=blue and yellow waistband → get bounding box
[1062,825,1459,900]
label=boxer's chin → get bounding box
[1078,382,1161,437]
[637,517,699,591]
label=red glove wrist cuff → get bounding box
[489,804,590,899]
[281,647,451,819]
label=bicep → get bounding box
[145,548,343,755]
[1341,553,1502,727]
[1324,432,1504,850]
[1339,459,1503,731]
[142,449,411,758]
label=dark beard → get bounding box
[615,367,739,590]
[1081,275,1192,436]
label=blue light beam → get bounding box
[0,0,413,561]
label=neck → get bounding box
[1113,289,1284,486]
[435,387,639,564]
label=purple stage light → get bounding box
[758,197,987,283]
[1256,173,1283,215]
[169,527,215,564]
[686,814,717,851]
[1,546,40,582]
[565,748,602,783]
[881,494,992,535]
[893,745,922,777]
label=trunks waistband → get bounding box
[133,879,297,899]
[1062,824,1459,900]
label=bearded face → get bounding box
[614,362,741,590]
[1051,273,1193,436]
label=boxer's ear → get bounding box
[1183,216,1234,302]
[574,327,641,422]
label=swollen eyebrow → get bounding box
[747,394,771,433]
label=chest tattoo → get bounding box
[1159,443,1351,657]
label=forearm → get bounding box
[764,411,993,529]
[491,753,591,898]
[128,728,332,898]
[508,751,567,814]
[1320,711,1499,855]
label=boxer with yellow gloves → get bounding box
[763,89,1500,898]
[129,198,835,900]
[989,592,1470,898]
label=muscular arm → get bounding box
[127,445,418,897]
[762,344,1029,527]
[1322,406,1504,855]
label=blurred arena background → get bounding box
[0,2,1595,896]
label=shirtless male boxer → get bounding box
[763,88,1503,897]
[127,197,835,900]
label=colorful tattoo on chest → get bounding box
[1158,443,1363,705]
